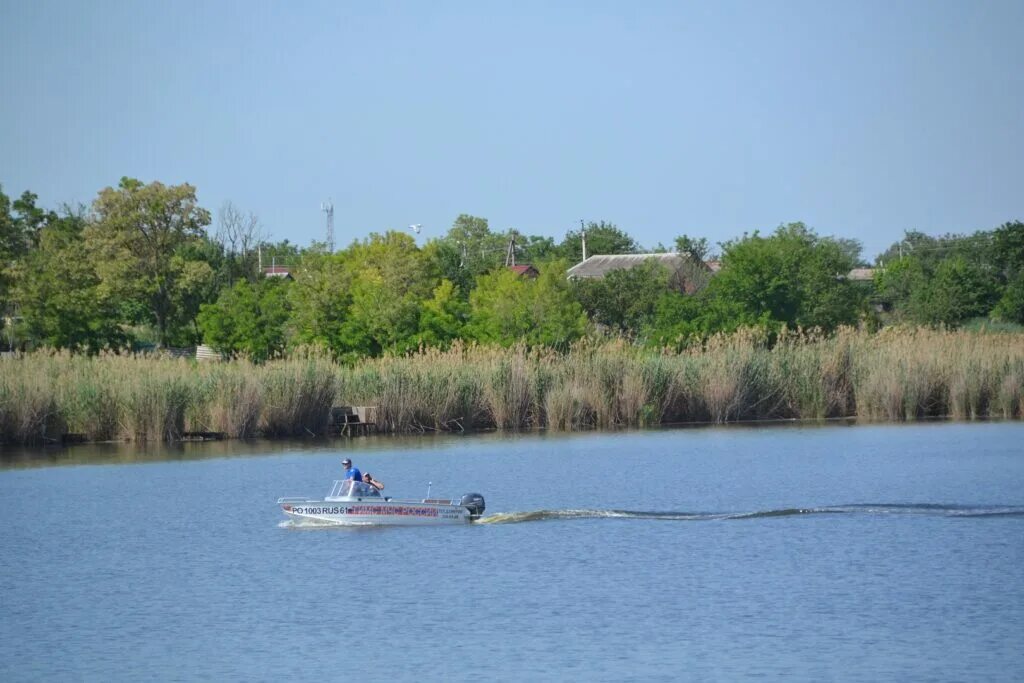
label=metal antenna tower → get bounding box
[321,199,335,252]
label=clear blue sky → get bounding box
[2,0,1022,260]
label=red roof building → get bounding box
[509,264,539,278]
[263,266,293,280]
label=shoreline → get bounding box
[2,328,1022,447]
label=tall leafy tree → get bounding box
[873,257,926,317]
[11,208,126,351]
[992,221,1024,281]
[706,223,864,331]
[287,250,353,352]
[673,234,712,261]
[1,188,58,333]
[558,221,640,262]
[468,260,587,347]
[0,187,16,333]
[993,272,1024,324]
[414,279,468,348]
[258,239,302,269]
[514,233,558,265]
[644,289,761,348]
[342,231,437,355]
[874,227,1004,326]
[85,178,213,346]
[198,278,290,361]
[905,256,998,326]
[573,260,675,337]
[430,214,508,295]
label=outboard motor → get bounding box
[460,493,486,518]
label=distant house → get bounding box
[566,253,712,294]
[262,265,293,280]
[508,264,539,278]
[844,267,889,312]
[845,268,876,282]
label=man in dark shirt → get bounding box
[341,458,362,482]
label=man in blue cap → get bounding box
[341,458,362,482]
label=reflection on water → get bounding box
[0,419,860,470]
[0,439,297,468]
[0,433,484,469]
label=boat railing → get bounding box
[327,478,383,500]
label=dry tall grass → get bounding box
[1,327,1021,445]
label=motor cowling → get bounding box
[460,493,486,517]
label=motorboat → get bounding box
[277,479,486,526]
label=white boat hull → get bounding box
[280,500,473,526]
[278,479,484,526]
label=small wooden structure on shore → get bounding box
[329,406,378,436]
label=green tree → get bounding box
[644,290,763,348]
[11,208,126,351]
[874,227,1004,326]
[876,229,994,271]
[992,221,1024,281]
[573,260,674,337]
[341,231,437,355]
[468,260,587,347]
[0,187,16,334]
[906,256,998,326]
[258,239,302,269]
[558,221,640,262]
[515,233,558,265]
[430,214,508,295]
[198,278,290,361]
[706,223,864,331]
[673,234,712,261]
[414,279,468,348]
[1,188,58,335]
[85,178,213,346]
[992,272,1024,324]
[873,257,926,316]
[287,250,353,352]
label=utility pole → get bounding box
[580,219,587,262]
[505,233,517,267]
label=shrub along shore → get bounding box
[1,327,1022,446]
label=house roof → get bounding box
[566,253,712,294]
[263,266,292,279]
[565,253,705,279]
[847,267,876,281]
[509,264,539,277]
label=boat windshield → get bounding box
[329,479,383,499]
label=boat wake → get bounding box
[474,504,1024,525]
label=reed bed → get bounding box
[1,328,1022,445]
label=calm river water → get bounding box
[1,422,1023,682]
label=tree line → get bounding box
[1,178,1022,360]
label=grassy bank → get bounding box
[1,328,1022,445]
